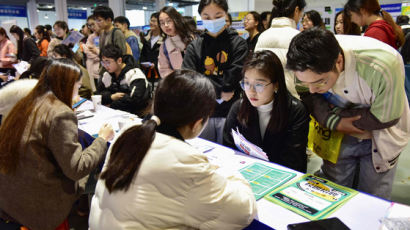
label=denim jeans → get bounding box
[317,135,397,200]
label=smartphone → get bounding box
[287,217,350,230]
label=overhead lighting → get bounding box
[142,6,147,10]
[47,5,53,8]
[82,7,87,10]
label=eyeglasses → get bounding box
[294,75,330,88]
[87,23,95,28]
[240,80,272,93]
[159,19,173,27]
[243,18,254,23]
[100,60,112,66]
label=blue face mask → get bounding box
[202,17,227,34]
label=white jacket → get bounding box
[255,17,299,98]
[333,35,410,172]
[89,127,257,230]
[0,79,38,120]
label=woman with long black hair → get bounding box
[9,25,39,63]
[223,50,309,172]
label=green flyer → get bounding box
[265,174,358,220]
[240,162,297,200]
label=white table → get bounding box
[77,102,392,230]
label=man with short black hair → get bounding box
[96,45,150,115]
[93,6,127,56]
[287,28,410,199]
[114,16,140,63]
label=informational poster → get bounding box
[265,174,358,220]
[240,162,297,200]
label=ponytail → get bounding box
[270,0,306,25]
[100,117,159,193]
[380,10,405,47]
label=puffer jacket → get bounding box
[255,17,300,98]
[89,124,257,230]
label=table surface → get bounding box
[77,101,392,230]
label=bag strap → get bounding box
[163,41,174,70]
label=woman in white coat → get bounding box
[89,69,257,230]
[255,0,306,98]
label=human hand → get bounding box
[336,116,365,135]
[111,92,125,101]
[221,91,234,102]
[98,123,114,141]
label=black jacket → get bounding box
[140,32,164,75]
[182,28,248,117]
[21,37,40,63]
[223,96,310,172]
[96,55,150,115]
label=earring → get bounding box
[274,88,278,93]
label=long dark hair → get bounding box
[0,59,82,174]
[9,25,24,60]
[100,69,216,193]
[303,10,325,29]
[345,0,404,47]
[35,25,51,44]
[158,6,194,46]
[239,50,289,133]
[0,27,9,40]
[334,10,361,35]
[247,11,265,33]
[270,0,306,24]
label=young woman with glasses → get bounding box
[223,50,309,172]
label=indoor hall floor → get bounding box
[68,143,410,230]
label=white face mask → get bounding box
[202,17,226,34]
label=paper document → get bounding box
[62,31,84,45]
[265,174,358,220]
[240,162,296,200]
[232,128,269,161]
[12,61,29,75]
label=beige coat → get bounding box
[0,93,107,230]
[89,127,257,230]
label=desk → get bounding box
[77,102,392,230]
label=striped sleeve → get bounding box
[355,49,405,123]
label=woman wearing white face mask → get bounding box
[182,0,248,144]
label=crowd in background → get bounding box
[0,0,409,229]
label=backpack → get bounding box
[112,28,133,56]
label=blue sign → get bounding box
[381,3,402,13]
[0,5,27,17]
[68,9,87,19]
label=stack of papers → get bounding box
[265,174,358,220]
[240,162,296,200]
[380,202,410,230]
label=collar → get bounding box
[156,124,185,141]
[257,100,273,113]
[270,17,297,29]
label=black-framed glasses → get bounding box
[240,80,272,93]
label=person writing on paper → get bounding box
[96,44,150,116]
[223,50,309,172]
[0,59,114,230]
[89,69,256,230]
[9,25,40,64]
[182,0,248,144]
[286,28,410,199]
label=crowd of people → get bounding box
[0,0,409,229]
